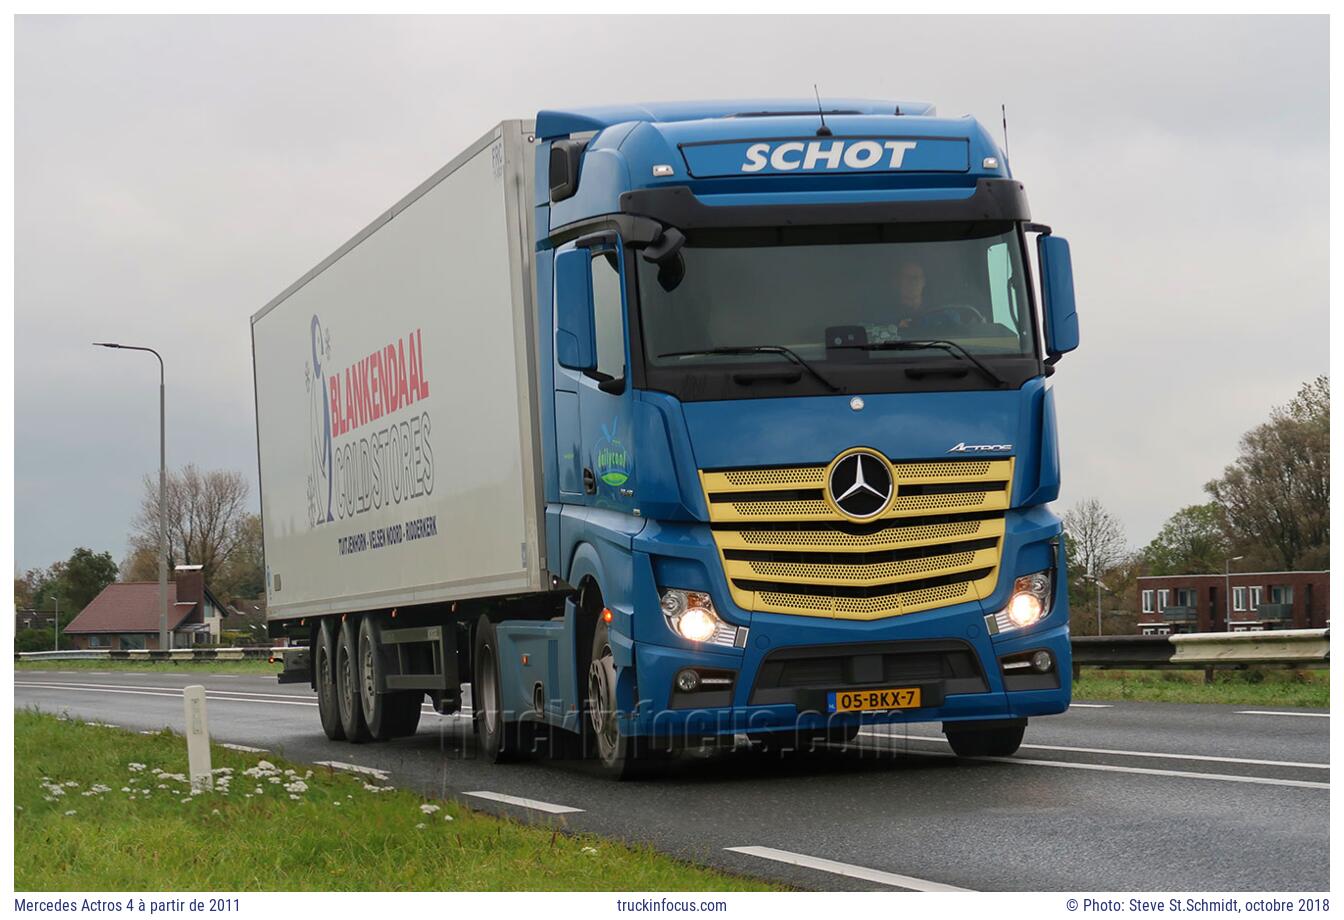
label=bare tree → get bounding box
[1063,497,1128,579]
[129,464,253,589]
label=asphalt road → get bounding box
[15,669,1330,892]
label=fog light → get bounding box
[675,669,700,692]
[1007,592,1044,628]
[1031,650,1054,672]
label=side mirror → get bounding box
[554,247,596,371]
[641,227,686,292]
[1038,234,1079,359]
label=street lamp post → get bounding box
[53,597,58,652]
[94,343,169,651]
[1224,555,1246,632]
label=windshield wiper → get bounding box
[832,339,1007,388]
[658,345,841,392]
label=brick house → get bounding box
[1136,570,1329,635]
[63,565,229,650]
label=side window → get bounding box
[590,251,625,380]
[985,241,1021,332]
[1141,590,1154,613]
[1233,587,1247,611]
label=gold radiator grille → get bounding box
[701,456,1013,621]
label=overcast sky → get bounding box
[14,15,1328,574]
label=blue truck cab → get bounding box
[507,98,1080,775]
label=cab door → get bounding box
[553,234,637,515]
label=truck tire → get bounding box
[357,616,411,742]
[472,616,529,763]
[335,616,372,743]
[315,619,345,741]
[585,616,667,780]
[384,692,424,739]
[944,721,1026,757]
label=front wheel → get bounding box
[944,721,1025,757]
[585,618,667,780]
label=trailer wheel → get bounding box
[586,617,667,780]
[335,616,372,743]
[315,619,345,741]
[384,693,424,739]
[944,721,1026,757]
[472,616,528,763]
[358,617,403,741]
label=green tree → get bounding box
[1206,376,1329,570]
[60,547,119,611]
[1142,503,1230,575]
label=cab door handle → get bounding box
[583,468,596,495]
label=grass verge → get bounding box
[1074,668,1329,707]
[14,710,777,891]
[15,659,278,675]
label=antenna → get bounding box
[813,84,832,137]
[1001,103,1011,165]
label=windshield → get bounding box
[636,221,1039,397]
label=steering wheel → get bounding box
[919,302,989,326]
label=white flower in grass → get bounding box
[289,794,301,800]
[581,847,598,855]
[64,810,76,816]
[64,781,78,788]
[181,797,193,804]
[128,763,146,772]
[443,815,453,822]
[121,787,131,793]
[212,809,221,816]
[157,784,168,789]
[256,760,275,771]
[415,823,426,830]
[333,802,340,807]
[268,777,281,784]
[43,797,56,803]
[151,767,164,774]
[419,803,440,815]
[284,781,308,794]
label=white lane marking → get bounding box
[1069,703,1112,709]
[1237,710,1330,718]
[860,731,1329,769]
[988,756,1329,790]
[220,743,269,753]
[15,680,313,702]
[858,734,1328,788]
[14,682,319,708]
[725,846,970,892]
[463,791,583,814]
[316,761,391,781]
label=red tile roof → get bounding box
[64,582,198,634]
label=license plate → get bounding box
[828,687,922,713]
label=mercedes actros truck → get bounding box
[252,98,1081,778]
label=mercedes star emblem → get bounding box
[827,449,894,520]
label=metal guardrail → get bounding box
[1071,628,1329,678]
[16,647,282,662]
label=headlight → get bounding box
[986,570,1053,634]
[659,589,744,648]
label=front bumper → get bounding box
[625,507,1072,739]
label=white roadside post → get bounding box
[183,685,213,792]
